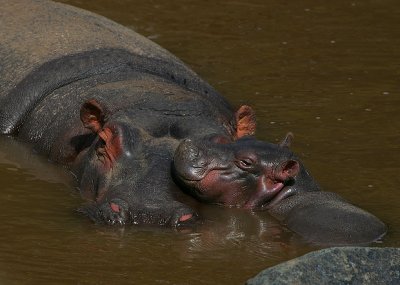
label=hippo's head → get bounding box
[173,133,301,210]
[75,99,196,226]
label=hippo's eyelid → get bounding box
[235,157,256,170]
[240,158,253,166]
[235,152,258,164]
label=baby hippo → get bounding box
[173,133,311,209]
[173,133,387,245]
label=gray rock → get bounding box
[246,247,400,285]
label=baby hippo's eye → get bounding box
[240,159,252,166]
[235,158,254,170]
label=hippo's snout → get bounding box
[173,139,210,181]
[177,139,201,161]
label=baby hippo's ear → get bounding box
[280,132,294,148]
[80,99,109,133]
[235,105,257,139]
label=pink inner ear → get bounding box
[80,99,106,133]
[98,127,123,170]
[85,116,102,133]
[235,105,257,138]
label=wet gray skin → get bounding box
[173,133,387,245]
[173,134,305,209]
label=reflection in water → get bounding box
[182,208,298,260]
[0,137,315,284]
[1,0,399,284]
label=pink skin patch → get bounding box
[179,214,193,222]
[110,202,120,213]
[244,176,285,209]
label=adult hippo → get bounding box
[0,0,386,244]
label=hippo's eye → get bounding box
[236,158,254,170]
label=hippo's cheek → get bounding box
[197,170,248,207]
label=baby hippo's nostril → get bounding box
[275,160,300,181]
[284,160,300,177]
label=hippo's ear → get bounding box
[279,132,294,148]
[235,105,256,139]
[80,99,109,133]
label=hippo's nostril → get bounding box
[110,202,121,213]
[274,160,300,181]
[179,213,193,222]
[189,146,200,159]
[175,212,198,228]
[179,140,204,161]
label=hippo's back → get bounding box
[0,0,231,134]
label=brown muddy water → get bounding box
[0,0,399,284]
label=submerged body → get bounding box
[0,0,386,243]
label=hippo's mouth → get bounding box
[254,162,300,210]
[258,182,297,210]
[241,177,283,210]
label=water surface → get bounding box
[1,0,399,284]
